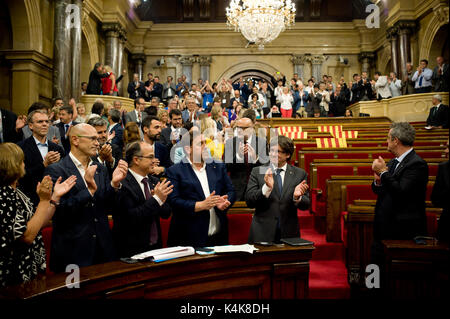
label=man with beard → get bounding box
[142,115,172,176]
[87,117,122,179]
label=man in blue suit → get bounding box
[107,108,124,150]
[166,131,236,247]
[44,123,128,272]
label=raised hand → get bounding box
[43,151,61,167]
[112,160,128,187]
[37,175,53,202]
[99,143,113,163]
[52,175,77,200]
[216,194,231,211]
[153,179,174,203]
[294,180,309,200]
[107,130,116,143]
[200,191,221,211]
[372,156,387,175]
[264,168,274,190]
[16,115,27,131]
[84,164,98,194]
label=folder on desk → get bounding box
[130,246,195,262]
[281,238,314,246]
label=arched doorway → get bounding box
[429,24,449,66]
[230,69,276,90]
[0,0,12,109]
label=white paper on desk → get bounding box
[212,244,259,254]
[131,246,195,262]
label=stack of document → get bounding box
[212,244,258,254]
[131,246,195,262]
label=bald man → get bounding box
[224,116,269,201]
[44,123,128,272]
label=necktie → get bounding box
[419,75,423,87]
[64,124,69,134]
[138,112,141,123]
[388,159,399,174]
[275,168,283,195]
[142,177,158,245]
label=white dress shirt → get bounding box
[187,158,219,236]
[33,136,49,160]
[262,163,287,198]
[128,169,163,206]
[69,152,94,195]
[108,123,118,134]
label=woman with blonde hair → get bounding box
[101,65,118,96]
[200,117,224,161]
[157,108,169,129]
[0,143,76,287]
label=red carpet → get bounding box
[299,210,350,299]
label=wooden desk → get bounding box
[382,239,450,298]
[0,244,314,299]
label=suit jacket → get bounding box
[127,81,145,100]
[372,150,428,241]
[17,136,65,206]
[162,82,177,99]
[44,156,117,272]
[432,64,449,92]
[224,135,269,201]
[154,141,172,169]
[181,109,201,123]
[124,110,147,126]
[426,104,449,128]
[160,126,175,149]
[86,68,109,95]
[56,121,79,154]
[109,123,124,151]
[245,164,310,243]
[166,160,236,247]
[112,172,171,257]
[401,71,415,95]
[431,161,449,241]
[0,108,21,143]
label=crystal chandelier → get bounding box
[226,0,296,50]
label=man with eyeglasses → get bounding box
[44,123,128,272]
[224,114,269,201]
[113,141,173,257]
[245,136,310,244]
[17,110,65,206]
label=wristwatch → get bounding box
[50,199,60,207]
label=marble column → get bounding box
[311,55,327,82]
[198,56,212,82]
[53,0,73,102]
[395,20,416,78]
[70,0,82,102]
[358,52,375,77]
[102,23,123,74]
[386,26,399,75]
[131,54,146,81]
[290,54,310,81]
[117,34,127,95]
[179,56,196,85]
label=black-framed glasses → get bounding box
[136,154,155,159]
[76,135,99,142]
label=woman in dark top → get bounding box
[0,143,76,287]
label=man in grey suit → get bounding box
[162,76,177,101]
[124,97,147,127]
[245,135,310,244]
[432,56,449,92]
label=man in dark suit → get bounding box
[86,62,109,95]
[87,117,122,179]
[426,94,449,129]
[0,107,25,143]
[166,130,236,247]
[56,105,79,154]
[44,123,128,272]
[245,136,310,244]
[127,73,145,100]
[371,122,428,266]
[142,115,172,175]
[21,102,61,144]
[432,140,449,242]
[113,141,172,257]
[160,109,183,150]
[107,108,124,151]
[18,110,65,206]
[432,56,449,92]
[224,116,269,201]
